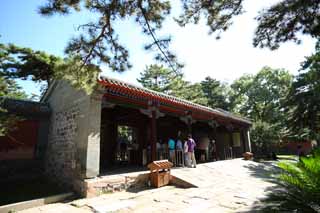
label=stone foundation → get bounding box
[78,172,149,198]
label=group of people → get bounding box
[164,134,197,168]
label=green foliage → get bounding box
[178,0,320,49]
[0,43,62,84]
[254,0,320,50]
[39,0,182,72]
[230,66,293,123]
[0,42,103,94]
[250,120,282,156]
[285,41,320,141]
[230,67,293,155]
[278,149,320,211]
[137,64,208,105]
[176,0,244,37]
[0,77,28,100]
[0,77,28,136]
[0,112,21,137]
[55,56,101,94]
[200,76,230,110]
[118,125,135,144]
[176,83,208,106]
[137,64,180,93]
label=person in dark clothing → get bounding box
[271,152,278,160]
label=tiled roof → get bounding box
[0,97,51,117]
[98,76,251,126]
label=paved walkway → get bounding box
[19,159,279,213]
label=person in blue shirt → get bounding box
[176,138,183,151]
[175,137,184,166]
[168,138,176,165]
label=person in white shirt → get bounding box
[184,139,189,167]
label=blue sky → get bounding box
[0,0,316,97]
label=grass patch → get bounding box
[277,155,297,160]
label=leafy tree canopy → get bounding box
[230,67,293,154]
[230,66,293,124]
[250,120,282,156]
[175,82,208,106]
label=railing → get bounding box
[224,147,233,160]
[147,149,185,167]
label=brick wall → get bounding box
[45,105,80,187]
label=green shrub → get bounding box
[278,148,320,212]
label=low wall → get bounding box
[0,192,73,213]
[76,171,149,198]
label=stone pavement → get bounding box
[19,159,279,213]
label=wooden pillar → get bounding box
[229,132,234,147]
[151,109,157,161]
[241,130,247,153]
[187,119,192,134]
[187,111,192,134]
[229,132,234,159]
[213,125,218,160]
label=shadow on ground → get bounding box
[244,160,281,182]
[0,176,68,206]
[241,160,317,213]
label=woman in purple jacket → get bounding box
[187,134,197,168]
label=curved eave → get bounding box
[98,76,252,127]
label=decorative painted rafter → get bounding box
[98,77,251,127]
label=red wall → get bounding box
[286,141,312,155]
[0,120,39,160]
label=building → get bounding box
[40,76,252,196]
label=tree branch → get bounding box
[80,18,109,69]
[138,3,178,73]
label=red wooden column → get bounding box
[187,119,192,134]
[151,109,157,161]
[140,101,162,163]
[229,131,234,159]
[240,129,247,153]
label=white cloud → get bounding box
[106,0,316,85]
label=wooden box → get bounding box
[243,152,253,160]
[147,160,173,188]
[149,170,170,188]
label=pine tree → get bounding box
[137,64,208,105]
[200,77,230,110]
[285,41,320,141]
[137,64,180,94]
[0,43,61,85]
[0,77,28,136]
